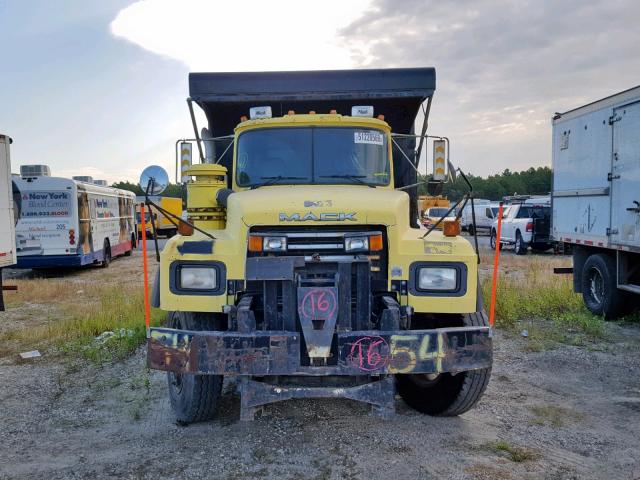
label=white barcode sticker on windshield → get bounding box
[354,131,384,145]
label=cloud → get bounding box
[110,0,371,71]
[109,0,640,177]
[339,0,640,174]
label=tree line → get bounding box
[418,166,552,201]
[113,165,552,202]
[111,181,184,199]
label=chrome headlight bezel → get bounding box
[263,236,287,252]
[169,261,226,296]
[344,235,369,252]
[408,262,467,297]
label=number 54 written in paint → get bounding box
[388,334,445,374]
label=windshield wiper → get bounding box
[319,175,375,188]
[250,176,306,189]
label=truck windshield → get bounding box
[236,127,390,187]
[428,208,450,217]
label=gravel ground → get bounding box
[2,326,639,479]
[1,247,639,479]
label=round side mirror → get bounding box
[140,165,169,195]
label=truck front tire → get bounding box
[167,311,224,424]
[581,254,623,320]
[396,311,491,416]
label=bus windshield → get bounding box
[236,127,390,187]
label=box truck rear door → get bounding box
[611,101,640,248]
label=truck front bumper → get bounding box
[147,326,492,376]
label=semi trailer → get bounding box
[144,68,492,422]
[552,86,640,318]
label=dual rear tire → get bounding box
[581,254,624,320]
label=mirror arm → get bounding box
[187,98,205,163]
[415,96,433,165]
[453,168,480,263]
[143,180,161,262]
[470,197,480,263]
[391,137,421,176]
[421,195,467,239]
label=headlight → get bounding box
[263,236,287,252]
[418,267,457,291]
[345,236,369,252]
[179,266,217,290]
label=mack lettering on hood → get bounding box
[279,212,357,222]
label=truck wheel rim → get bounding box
[588,268,604,305]
[170,372,184,393]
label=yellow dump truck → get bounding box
[418,195,450,217]
[143,68,492,422]
[136,196,181,238]
[418,195,453,229]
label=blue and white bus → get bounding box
[14,173,136,268]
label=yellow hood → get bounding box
[226,185,410,228]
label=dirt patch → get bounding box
[1,247,640,479]
[1,326,639,478]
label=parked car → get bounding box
[490,197,552,254]
[421,206,456,229]
[459,200,497,235]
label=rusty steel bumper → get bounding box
[147,326,492,376]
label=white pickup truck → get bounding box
[490,197,552,254]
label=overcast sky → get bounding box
[1,0,639,183]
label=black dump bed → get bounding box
[189,68,436,221]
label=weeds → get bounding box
[1,285,163,362]
[485,440,540,462]
[481,255,607,344]
[530,404,585,428]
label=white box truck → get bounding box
[552,86,640,318]
[0,134,17,310]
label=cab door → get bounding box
[501,205,517,242]
[611,101,640,247]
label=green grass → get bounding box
[2,285,164,363]
[485,440,540,462]
[530,404,584,428]
[481,258,607,345]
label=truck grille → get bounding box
[248,225,388,277]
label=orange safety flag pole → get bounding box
[141,203,151,335]
[489,202,504,327]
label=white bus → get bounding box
[14,172,136,268]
